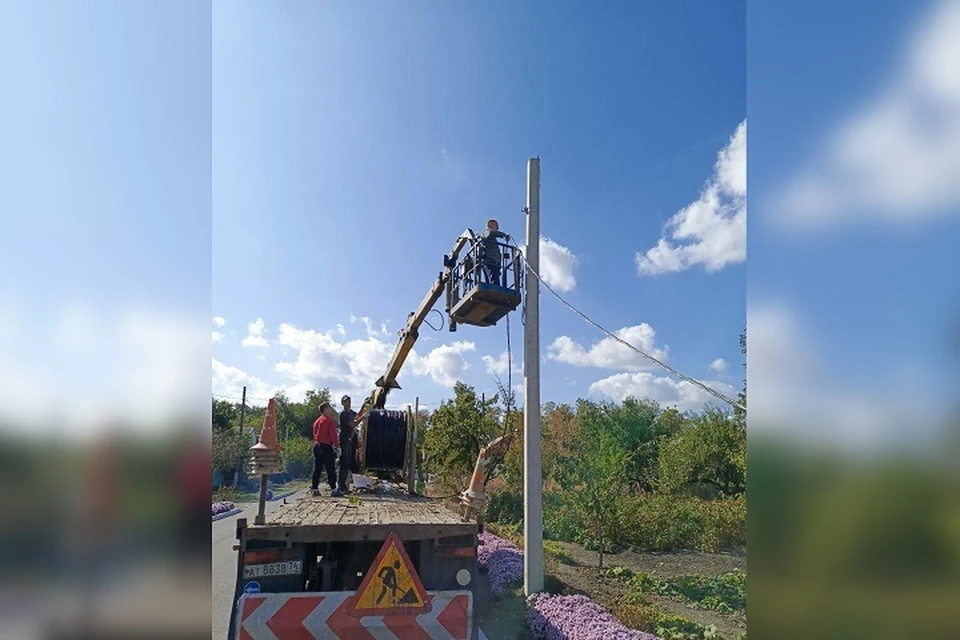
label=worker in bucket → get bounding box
[311,402,341,497]
[479,218,511,286]
[337,394,367,495]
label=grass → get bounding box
[543,540,576,565]
[602,567,746,616]
[598,566,746,639]
[641,572,746,615]
[485,523,576,566]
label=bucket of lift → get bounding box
[447,240,521,329]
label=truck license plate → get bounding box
[243,560,302,579]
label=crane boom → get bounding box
[368,230,476,409]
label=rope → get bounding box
[511,241,744,412]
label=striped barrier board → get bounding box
[236,590,473,640]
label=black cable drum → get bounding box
[364,409,408,470]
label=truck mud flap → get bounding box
[234,590,473,639]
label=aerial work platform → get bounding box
[446,237,522,329]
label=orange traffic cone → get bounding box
[251,397,281,474]
[252,398,279,451]
[463,452,488,502]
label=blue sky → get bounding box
[212,1,746,413]
[748,0,960,451]
[3,0,954,450]
[1,1,211,434]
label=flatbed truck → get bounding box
[227,230,521,639]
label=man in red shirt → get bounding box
[311,402,342,497]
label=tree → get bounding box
[555,399,635,568]
[540,403,579,491]
[280,436,314,478]
[422,382,503,494]
[482,376,522,489]
[212,427,249,485]
[212,399,237,431]
[658,408,747,497]
[274,388,330,440]
[603,397,665,493]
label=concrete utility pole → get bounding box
[523,157,544,594]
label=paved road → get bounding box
[212,494,490,640]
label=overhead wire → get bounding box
[508,240,745,412]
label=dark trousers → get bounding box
[483,260,502,287]
[312,443,336,491]
[337,432,353,491]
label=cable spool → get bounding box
[364,409,408,470]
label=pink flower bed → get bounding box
[527,593,662,640]
[478,531,524,595]
[212,501,235,516]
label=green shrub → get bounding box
[615,493,746,552]
[543,491,582,542]
[486,488,523,524]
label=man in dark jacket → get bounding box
[337,395,367,494]
[479,218,511,286]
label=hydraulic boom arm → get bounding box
[367,230,476,410]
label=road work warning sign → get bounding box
[353,532,429,615]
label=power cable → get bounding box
[423,308,445,332]
[509,241,745,412]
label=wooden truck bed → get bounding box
[245,491,477,543]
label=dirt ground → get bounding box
[545,541,747,639]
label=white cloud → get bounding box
[274,324,386,392]
[269,322,476,401]
[590,372,737,414]
[636,120,746,275]
[538,238,579,293]
[776,1,960,227]
[336,324,346,337]
[0,301,210,437]
[242,317,268,348]
[482,350,522,376]
[212,358,279,403]
[710,358,728,373]
[358,316,388,338]
[212,317,225,343]
[748,302,947,453]
[410,341,476,387]
[547,324,669,371]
